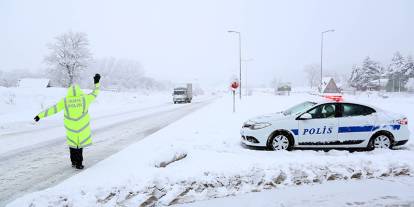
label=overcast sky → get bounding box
[1,0,413,88]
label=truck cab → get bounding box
[173,83,193,104]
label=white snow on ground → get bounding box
[17,78,50,88]
[6,91,414,207]
[176,176,414,207]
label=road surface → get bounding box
[0,101,210,206]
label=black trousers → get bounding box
[69,147,83,165]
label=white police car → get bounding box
[241,98,409,151]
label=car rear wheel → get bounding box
[368,133,392,150]
[373,135,391,149]
[269,134,292,151]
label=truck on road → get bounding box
[173,83,193,104]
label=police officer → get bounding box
[34,74,101,169]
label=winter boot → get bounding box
[75,164,84,170]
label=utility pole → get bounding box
[320,29,335,87]
[228,30,242,99]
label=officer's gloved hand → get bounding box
[34,116,40,122]
[94,74,101,84]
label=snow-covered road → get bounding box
[0,100,211,207]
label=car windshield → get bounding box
[283,101,317,116]
[174,90,186,95]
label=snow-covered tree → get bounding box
[349,57,382,91]
[404,55,414,78]
[406,78,414,93]
[303,64,319,88]
[86,57,166,91]
[45,31,92,87]
[385,52,409,92]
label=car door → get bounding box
[337,103,376,145]
[297,103,339,146]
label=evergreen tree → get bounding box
[386,52,407,92]
[404,55,414,78]
[349,57,381,91]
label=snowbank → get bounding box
[7,92,414,207]
[177,176,414,207]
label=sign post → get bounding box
[231,81,239,113]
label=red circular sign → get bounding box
[231,81,239,90]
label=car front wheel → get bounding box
[269,133,292,151]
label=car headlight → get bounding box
[251,122,271,130]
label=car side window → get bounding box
[306,103,337,119]
[341,103,376,117]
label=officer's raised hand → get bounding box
[94,74,101,84]
[34,115,40,122]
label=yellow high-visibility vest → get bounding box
[38,83,100,148]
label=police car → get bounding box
[241,96,410,151]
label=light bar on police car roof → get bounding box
[323,95,343,102]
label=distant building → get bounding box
[18,78,51,88]
[319,77,341,93]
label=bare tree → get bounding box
[303,64,319,88]
[86,57,166,91]
[45,31,92,87]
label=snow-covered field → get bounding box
[5,90,414,207]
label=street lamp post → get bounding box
[228,30,242,99]
[320,29,335,86]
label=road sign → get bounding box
[231,81,239,91]
[230,81,239,112]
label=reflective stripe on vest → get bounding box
[66,136,78,146]
[80,134,92,145]
[65,122,90,133]
[82,96,86,113]
[64,98,70,117]
[53,105,57,114]
[72,85,77,96]
[44,108,49,117]
[64,111,88,121]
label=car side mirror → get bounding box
[299,113,312,120]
